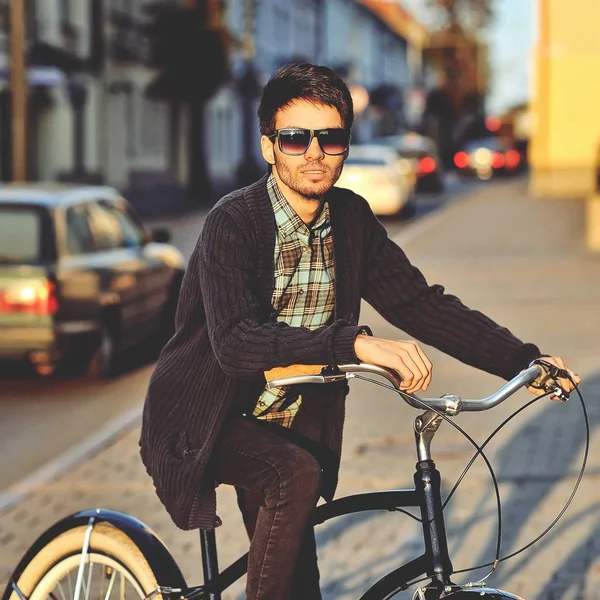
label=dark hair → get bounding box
[258,62,354,135]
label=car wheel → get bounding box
[397,198,417,220]
[87,322,117,379]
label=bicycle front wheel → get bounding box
[8,523,160,600]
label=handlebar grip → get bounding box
[265,364,328,383]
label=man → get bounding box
[140,63,579,600]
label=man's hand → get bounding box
[354,335,432,394]
[527,356,581,401]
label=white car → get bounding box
[337,144,416,217]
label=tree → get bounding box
[421,0,494,166]
[143,0,230,203]
[426,0,493,32]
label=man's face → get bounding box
[260,100,347,201]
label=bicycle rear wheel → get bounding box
[7,523,159,600]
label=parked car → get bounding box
[0,184,185,378]
[374,132,445,193]
[453,136,523,180]
[337,144,416,217]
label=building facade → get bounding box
[529,0,600,251]
[1,0,429,209]
[204,0,429,195]
[0,0,179,205]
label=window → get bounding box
[139,95,167,158]
[273,6,289,45]
[58,0,71,23]
[86,201,128,251]
[65,205,96,255]
[0,208,41,263]
[109,202,146,248]
[87,200,145,251]
[344,156,388,166]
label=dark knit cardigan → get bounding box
[139,175,542,530]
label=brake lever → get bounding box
[530,359,571,402]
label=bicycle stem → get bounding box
[415,410,443,462]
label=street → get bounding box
[0,178,598,599]
[0,179,470,494]
[0,177,597,599]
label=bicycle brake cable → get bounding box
[453,376,589,574]
[354,374,505,576]
[353,374,589,584]
[442,393,546,510]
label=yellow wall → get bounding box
[530,0,600,198]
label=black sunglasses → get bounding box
[267,128,351,156]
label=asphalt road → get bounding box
[0,180,473,493]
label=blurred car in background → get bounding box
[453,136,523,181]
[374,132,445,193]
[337,144,416,217]
[0,184,185,378]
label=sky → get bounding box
[400,0,536,115]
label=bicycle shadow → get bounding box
[318,373,599,599]
[448,374,600,598]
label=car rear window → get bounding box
[464,137,508,152]
[345,156,388,166]
[0,206,51,264]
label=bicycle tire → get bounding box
[7,523,159,600]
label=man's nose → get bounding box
[304,135,324,160]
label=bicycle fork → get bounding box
[414,411,454,598]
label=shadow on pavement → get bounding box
[305,373,600,599]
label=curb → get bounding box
[0,404,143,517]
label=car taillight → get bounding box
[454,152,469,168]
[491,152,505,169]
[418,156,437,174]
[0,280,58,315]
[505,149,521,169]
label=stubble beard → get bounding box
[274,156,344,201]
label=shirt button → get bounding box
[299,289,305,295]
[302,246,309,254]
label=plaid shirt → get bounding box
[253,175,335,427]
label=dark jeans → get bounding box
[212,415,323,600]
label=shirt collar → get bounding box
[267,173,330,239]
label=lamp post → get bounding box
[236,0,262,186]
[9,0,27,181]
[66,74,88,178]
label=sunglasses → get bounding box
[267,128,351,156]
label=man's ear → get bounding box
[261,135,276,166]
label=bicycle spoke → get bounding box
[83,561,94,600]
[55,580,68,600]
[120,571,126,600]
[103,569,117,600]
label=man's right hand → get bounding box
[354,335,432,394]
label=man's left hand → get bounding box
[527,356,581,401]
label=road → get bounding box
[0,179,473,494]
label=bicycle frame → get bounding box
[173,409,454,600]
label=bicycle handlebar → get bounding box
[265,363,547,416]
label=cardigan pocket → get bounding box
[174,429,202,461]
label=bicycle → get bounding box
[2,359,586,600]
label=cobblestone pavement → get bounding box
[1,180,599,599]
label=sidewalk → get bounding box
[1,179,599,599]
